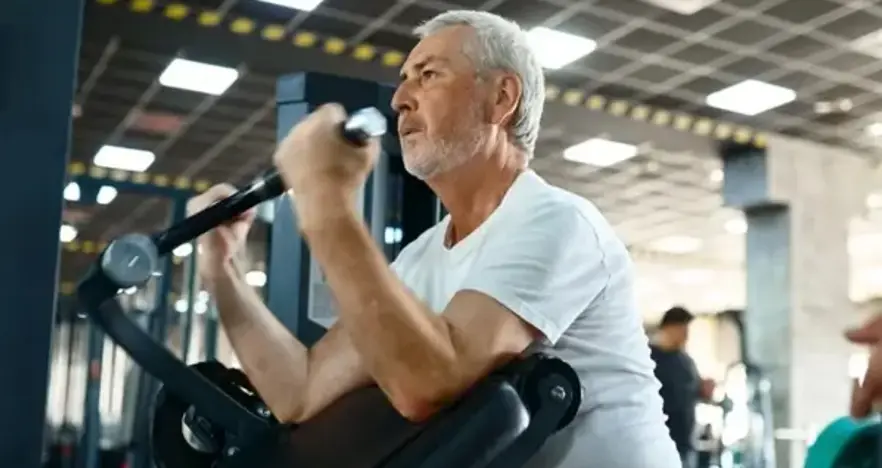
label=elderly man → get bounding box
[189,10,680,468]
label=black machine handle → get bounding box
[153,107,388,255]
[75,107,388,439]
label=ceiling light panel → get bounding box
[526,27,596,70]
[706,79,796,116]
[159,58,239,96]
[563,138,639,167]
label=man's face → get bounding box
[670,323,690,348]
[391,26,488,180]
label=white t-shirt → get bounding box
[390,170,680,468]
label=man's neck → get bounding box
[427,143,525,246]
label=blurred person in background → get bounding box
[650,306,717,467]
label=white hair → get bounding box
[414,10,545,157]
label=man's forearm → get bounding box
[298,202,461,418]
[205,258,309,421]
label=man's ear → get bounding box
[490,72,522,127]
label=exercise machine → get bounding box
[716,310,882,468]
[714,310,777,468]
[804,416,880,468]
[718,360,775,468]
[74,108,583,468]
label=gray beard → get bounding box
[402,127,484,180]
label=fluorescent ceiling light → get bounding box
[709,168,723,183]
[64,182,80,202]
[563,138,638,167]
[257,0,324,11]
[93,145,156,172]
[96,186,117,205]
[814,98,852,115]
[650,235,703,254]
[724,217,747,234]
[159,58,239,96]
[706,79,796,116]
[639,0,718,15]
[245,270,267,287]
[867,122,882,137]
[867,193,882,210]
[60,224,78,243]
[526,27,596,69]
[850,29,882,60]
[172,243,193,258]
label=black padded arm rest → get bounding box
[224,378,528,468]
[226,385,421,468]
[381,378,529,468]
[223,354,579,468]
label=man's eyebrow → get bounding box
[399,56,448,81]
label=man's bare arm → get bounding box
[296,322,373,421]
[299,210,539,421]
[208,257,372,423]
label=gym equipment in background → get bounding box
[719,361,776,468]
[718,310,777,468]
[804,416,880,468]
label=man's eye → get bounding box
[421,70,438,79]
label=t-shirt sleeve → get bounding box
[458,203,611,345]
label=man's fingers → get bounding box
[851,346,882,418]
[846,315,882,344]
[231,207,256,220]
[199,183,237,201]
[846,327,881,344]
[316,102,347,123]
[851,376,876,418]
[188,183,238,215]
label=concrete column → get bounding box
[721,135,872,467]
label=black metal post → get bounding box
[0,0,84,466]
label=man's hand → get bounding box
[846,315,882,418]
[272,103,381,228]
[699,378,716,401]
[187,184,256,282]
[846,315,882,345]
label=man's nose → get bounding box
[391,82,414,114]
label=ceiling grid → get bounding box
[62,0,882,313]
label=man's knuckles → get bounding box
[187,184,237,214]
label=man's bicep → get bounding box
[445,291,542,352]
[458,206,610,344]
[298,323,373,421]
[439,290,543,390]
